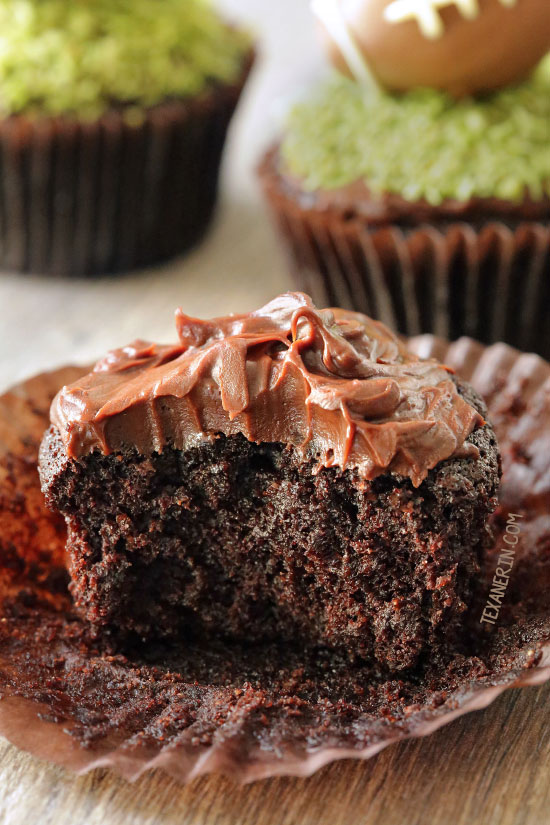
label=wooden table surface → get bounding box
[0,1,548,822]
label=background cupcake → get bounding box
[0,0,253,277]
[260,0,550,358]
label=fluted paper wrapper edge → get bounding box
[0,54,252,278]
[260,158,550,360]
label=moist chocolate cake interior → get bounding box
[41,383,498,672]
[40,293,500,672]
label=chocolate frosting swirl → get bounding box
[50,293,484,486]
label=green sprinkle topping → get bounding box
[281,57,550,205]
[0,0,251,118]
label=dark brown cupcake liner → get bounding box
[0,53,253,278]
[0,337,549,782]
[259,153,550,360]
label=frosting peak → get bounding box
[51,293,484,486]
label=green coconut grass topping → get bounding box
[281,57,550,205]
[0,0,251,118]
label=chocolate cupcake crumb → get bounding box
[40,294,499,671]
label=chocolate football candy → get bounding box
[312,0,550,96]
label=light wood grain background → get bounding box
[1,2,549,822]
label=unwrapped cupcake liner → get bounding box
[260,162,550,360]
[0,338,549,783]
[0,55,253,278]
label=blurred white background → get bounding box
[0,0,323,389]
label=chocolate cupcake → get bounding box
[259,0,550,358]
[39,293,500,672]
[2,327,549,781]
[0,0,253,277]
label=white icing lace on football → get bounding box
[310,0,380,91]
[384,0,518,40]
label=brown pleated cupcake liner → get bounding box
[0,338,549,782]
[0,54,253,278]
[260,155,550,360]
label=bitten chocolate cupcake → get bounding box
[0,0,253,277]
[259,0,550,358]
[39,293,500,672]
